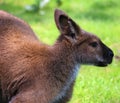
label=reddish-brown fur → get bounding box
[0,9,113,103]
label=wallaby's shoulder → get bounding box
[0,10,38,40]
[0,10,26,28]
[0,10,27,27]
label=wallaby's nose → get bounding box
[108,50,114,58]
[107,49,114,64]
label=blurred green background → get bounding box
[0,0,120,103]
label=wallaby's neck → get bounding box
[52,41,77,65]
[47,41,80,87]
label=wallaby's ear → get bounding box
[54,9,80,40]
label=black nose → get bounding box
[101,42,114,64]
[106,49,114,64]
[108,50,114,58]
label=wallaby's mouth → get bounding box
[95,61,108,67]
[95,59,113,67]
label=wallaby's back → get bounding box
[0,10,41,68]
[0,10,41,73]
[0,10,38,41]
[0,11,42,102]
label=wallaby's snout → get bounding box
[100,43,114,66]
[96,48,113,67]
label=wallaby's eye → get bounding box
[89,42,98,48]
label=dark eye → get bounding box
[89,42,98,48]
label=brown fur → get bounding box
[0,9,113,103]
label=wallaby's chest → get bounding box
[53,64,80,102]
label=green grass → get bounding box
[0,0,120,103]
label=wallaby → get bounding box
[0,9,113,103]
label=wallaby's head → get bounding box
[54,9,114,67]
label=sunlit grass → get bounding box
[0,0,120,103]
